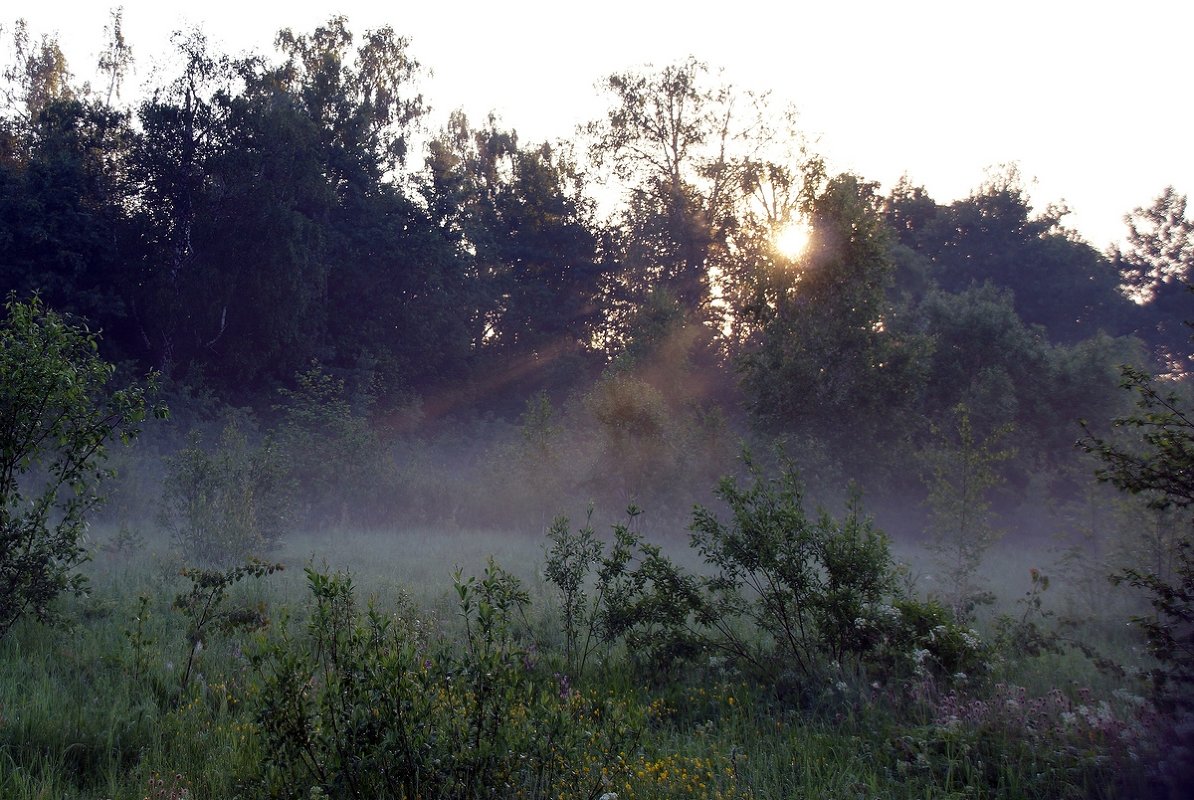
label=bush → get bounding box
[542,456,986,695]
[0,295,161,638]
[878,597,988,684]
[585,372,673,500]
[689,457,900,681]
[251,563,641,799]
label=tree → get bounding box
[273,15,426,184]
[127,20,445,400]
[587,58,813,322]
[587,58,724,312]
[422,112,604,400]
[0,19,73,124]
[738,174,930,455]
[892,169,1132,343]
[0,96,136,339]
[127,28,242,379]
[1080,366,1194,708]
[914,283,1046,435]
[1113,187,1194,367]
[0,19,138,356]
[911,283,1137,483]
[96,8,134,107]
[0,295,161,637]
[1117,187,1193,303]
[922,403,1015,619]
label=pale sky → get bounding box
[12,0,1194,249]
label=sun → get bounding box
[774,221,811,259]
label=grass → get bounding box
[0,524,1178,799]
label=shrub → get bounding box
[585,372,673,500]
[543,510,602,675]
[689,458,899,680]
[539,460,988,706]
[542,457,986,695]
[877,597,988,684]
[0,295,161,638]
[173,558,281,691]
[543,505,705,678]
[251,563,640,799]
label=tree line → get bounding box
[1,13,1191,498]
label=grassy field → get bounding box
[0,523,1182,800]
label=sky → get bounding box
[11,0,1194,249]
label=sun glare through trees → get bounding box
[774,220,812,260]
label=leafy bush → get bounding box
[543,510,602,675]
[0,295,161,638]
[543,457,987,695]
[173,558,281,691]
[877,597,988,684]
[251,563,641,799]
[688,459,900,681]
[585,372,673,500]
[159,420,290,566]
[543,505,705,678]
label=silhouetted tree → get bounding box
[739,174,929,453]
[423,112,605,405]
[887,170,1132,344]
[1113,187,1193,368]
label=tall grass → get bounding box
[0,524,1174,799]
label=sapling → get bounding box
[173,558,282,691]
[921,403,1015,620]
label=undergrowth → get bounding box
[0,516,1179,800]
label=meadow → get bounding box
[3,15,1193,800]
[0,515,1180,800]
